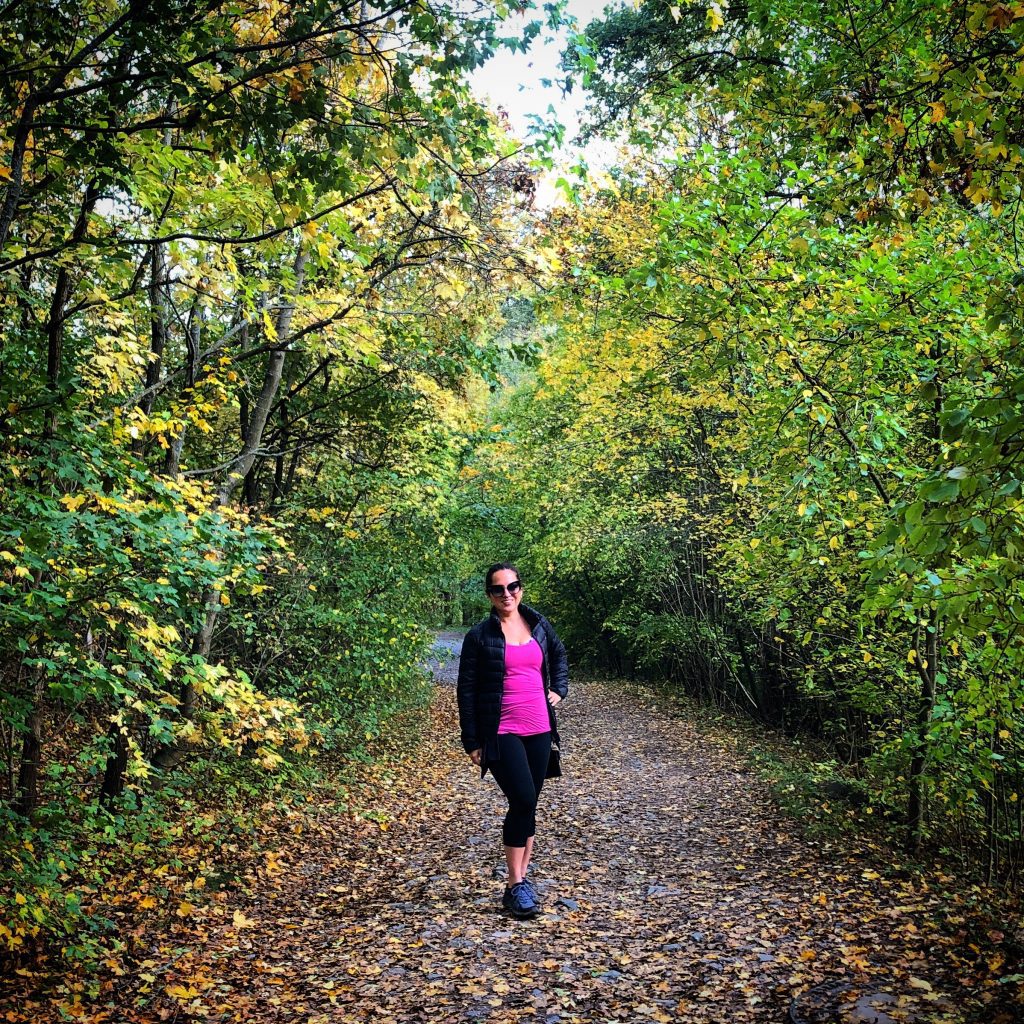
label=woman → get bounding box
[456,563,569,919]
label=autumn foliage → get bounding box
[0,0,541,963]
[465,0,1024,884]
[3,0,1024,1010]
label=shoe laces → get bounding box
[510,881,535,905]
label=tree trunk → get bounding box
[0,97,40,255]
[132,232,170,456]
[15,184,98,809]
[216,249,307,506]
[905,334,946,852]
[163,297,202,476]
[156,249,308,767]
[45,180,100,435]
[13,676,45,817]
[905,610,939,851]
[99,723,130,805]
[270,403,289,507]
[281,442,302,504]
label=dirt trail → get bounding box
[177,643,1019,1023]
[9,641,1019,1023]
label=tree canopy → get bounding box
[462,0,1024,881]
[3,0,1024,996]
[0,0,555,959]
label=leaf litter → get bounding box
[2,672,1021,1023]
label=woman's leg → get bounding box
[504,843,527,885]
[521,835,535,879]
[518,732,551,878]
[488,734,540,884]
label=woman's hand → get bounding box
[547,692,562,707]
[469,748,483,766]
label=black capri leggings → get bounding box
[488,731,552,848]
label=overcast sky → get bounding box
[468,0,622,199]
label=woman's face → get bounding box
[486,569,522,616]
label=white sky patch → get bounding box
[469,0,624,205]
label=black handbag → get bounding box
[546,742,562,779]
[546,696,562,778]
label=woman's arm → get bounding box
[456,629,481,754]
[544,618,569,699]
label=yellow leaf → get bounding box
[165,984,200,1000]
[233,909,256,929]
[706,3,725,31]
[799,949,816,961]
[175,901,195,917]
[928,101,946,123]
[749,538,761,549]
[965,181,990,204]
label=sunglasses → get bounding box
[486,581,523,597]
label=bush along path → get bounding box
[4,660,1022,1023]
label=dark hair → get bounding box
[484,562,520,589]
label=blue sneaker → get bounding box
[505,881,538,918]
[521,876,541,906]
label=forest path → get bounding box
[156,638,1007,1024]
[14,640,1015,1023]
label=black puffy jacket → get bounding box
[456,604,569,775]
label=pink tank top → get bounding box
[498,638,550,736]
